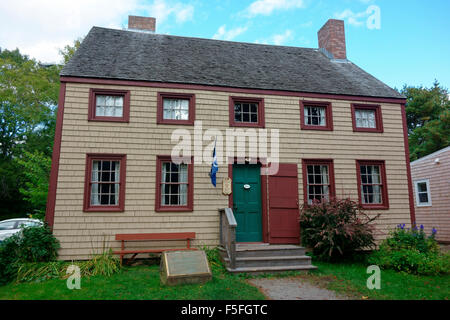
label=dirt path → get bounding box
[248,277,351,300]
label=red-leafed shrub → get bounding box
[299,198,379,261]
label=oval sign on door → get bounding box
[243,184,251,190]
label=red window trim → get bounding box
[229,96,265,128]
[83,153,127,212]
[300,100,333,131]
[301,159,336,204]
[351,104,384,133]
[155,155,194,212]
[356,160,389,210]
[88,88,130,122]
[157,92,195,125]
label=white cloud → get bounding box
[334,5,381,29]
[245,0,305,17]
[255,29,294,46]
[147,0,194,24]
[213,25,248,41]
[272,30,293,45]
[0,0,194,63]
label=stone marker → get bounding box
[160,250,212,286]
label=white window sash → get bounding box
[414,179,432,207]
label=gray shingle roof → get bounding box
[61,27,405,99]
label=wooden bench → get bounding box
[113,232,196,265]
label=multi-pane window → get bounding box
[304,106,326,126]
[300,101,332,130]
[156,156,193,211]
[90,160,121,206]
[84,154,126,212]
[302,159,335,204]
[352,104,383,133]
[234,102,258,123]
[161,162,188,206]
[157,93,195,125]
[355,109,376,128]
[357,160,388,209]
[95,95,123,117]
[360,165,382,204]
[415,179,432,206]
[163,98,189,120]
[306,164,330,204]
[89,89,130,122]
[229,97,265,128]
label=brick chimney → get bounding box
[318,19,346,60]
[128,16,156,33]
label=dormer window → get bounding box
[88,89,130,122]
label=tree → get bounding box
[0,48,59,219]
[0,38,83,220]
[402,81,450,161]
[59,38,82,65]
[17,151,51,220]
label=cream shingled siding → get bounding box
[53,82,412,260]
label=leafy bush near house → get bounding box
[0,224,60,285]
[369,224,450,275]
[299,198,378,261]
[16,250,121,283]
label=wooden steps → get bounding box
[219,243,317,274]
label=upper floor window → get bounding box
[356,160,389,209]
[300,101,333,131]
[414,179,432,207]
[84,154,126,212]
[155,156,193,211]
[302,159,335,204]
[351,104,383,133]
[229,97,265,128]
[88,89,130,122]
[157,92,195,125]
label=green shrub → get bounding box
[0,224,59,285]
[299,198,379,261]
[369,224,450,275]
[0,236,21,285]
[16,250,121,283]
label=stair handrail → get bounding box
[218,208,237,269]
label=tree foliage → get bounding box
[0,48,60,219]
[0,39,82,220]
[402,81,450,161]
[16,151,52,220]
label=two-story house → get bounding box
[46,16,415,270]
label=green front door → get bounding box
[232,164,263,242]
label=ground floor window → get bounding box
[302,159,335,204]
[356,160,389,209]
[414,179,432,207]
[155,155,193,212]
[84,154,126,212]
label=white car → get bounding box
[0,218,44,242]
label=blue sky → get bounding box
[1,0,449,91]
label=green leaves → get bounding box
[17,151,52,220]
[402,80,450,161]
[299,198,379,262]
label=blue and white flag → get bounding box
[209,139,218,187]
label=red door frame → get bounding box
[228,157,269,243]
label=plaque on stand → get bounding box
[160,250,212,286]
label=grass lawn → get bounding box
[0,254,448,300]
[309,260,449,300]
[0,264,265,300]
